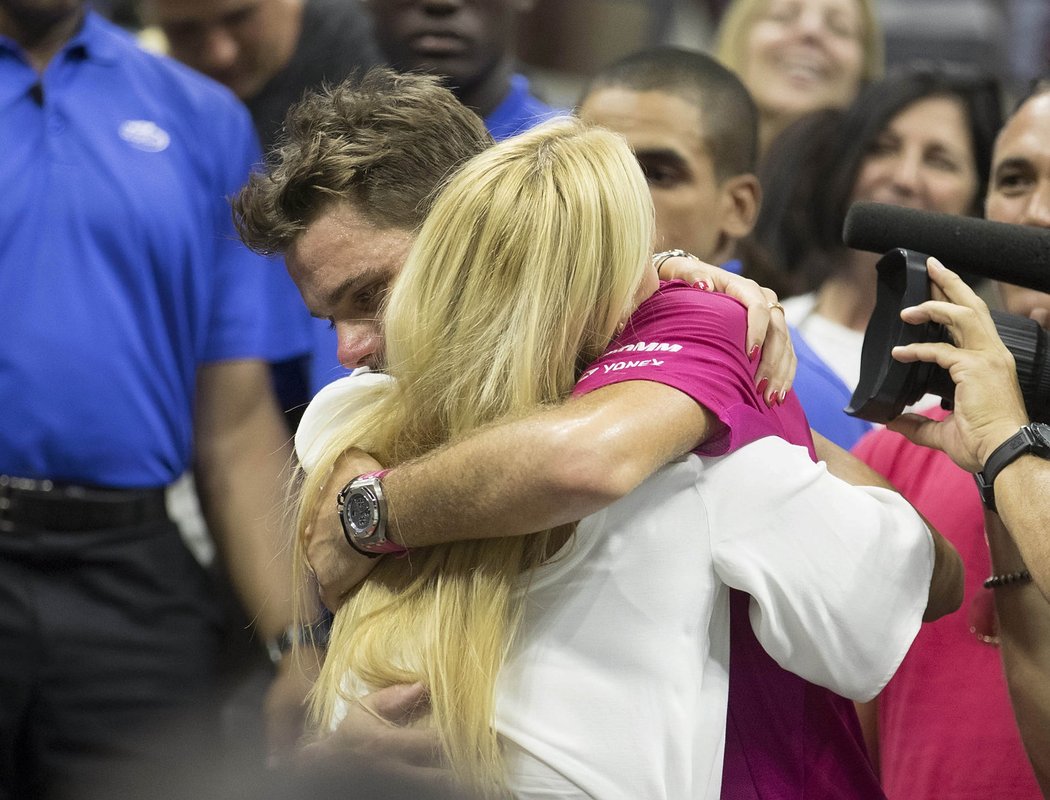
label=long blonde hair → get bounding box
[296,118,654,796]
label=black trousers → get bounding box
[0,520,225,800]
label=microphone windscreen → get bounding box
[843,201,1050,293]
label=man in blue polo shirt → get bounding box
[0,0,309,796]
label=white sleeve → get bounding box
[705,436,933,701]
[294,367,393,473]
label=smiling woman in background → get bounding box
[777,66,1000,394]
[715,0,883,157]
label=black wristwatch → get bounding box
[336,470,407,557]
[974,422,1050,512]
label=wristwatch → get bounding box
[336,470,406,557]
[974,422,1050,512]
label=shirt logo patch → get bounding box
[119,120,171,152]
[605,340,682,356]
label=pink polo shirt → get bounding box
[575,282,885,798]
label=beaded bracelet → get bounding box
[982,569,1033,590]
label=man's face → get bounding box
[152,0,301,100]
[579,86,739,264]
[0,0,82,34]
[985,92,1050,318]
[364,0,530,90]
[285,202,415,372]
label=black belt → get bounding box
[0,476,170,532]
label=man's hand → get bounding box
[887,257,1029,471]
[299,683,456,788]
[656,254,795,404]
[304,448,387,610]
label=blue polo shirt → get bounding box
[484,73,565,142]
[0,12,309,487]
[790,328,873,450]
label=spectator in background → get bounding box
[146,0,382,401]
[578,47,865,458]
[363,0,562,141]
[147,0,381,153]
[0,0,307,797]
[744,107,879,449]
[850,82,1050,799]
[714,0,883,158]
[759,65,1001,449]
[577,47,774,286]
[577,49,758,270]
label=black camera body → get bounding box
[847,247,1050,424]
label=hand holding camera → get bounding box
[887,257,1030,474]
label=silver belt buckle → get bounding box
[0,475,56,532]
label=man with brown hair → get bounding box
[234,70,963,799]
[236,69,496,372]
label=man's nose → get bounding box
[200,25,239,74]
[1021,180,1050,229]
[335,323,381,370]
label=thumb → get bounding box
[886,412,933,447]
[365,682,430,725]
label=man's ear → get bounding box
[718,173,762,240]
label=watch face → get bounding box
[1031,422,1050,449]
[347,492,375,533]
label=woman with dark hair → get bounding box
[754,64,1003,448]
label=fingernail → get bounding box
[693,280,710,291]
[748,344,760,361]
[756,377,768,398]
[778,390,787,405]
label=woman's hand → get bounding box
[655,251,796,405]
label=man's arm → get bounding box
[195,359,317,758]
[888,258,1049,598]
[194,359,295,639]
[813,431,963,622]
[299,683,468,796]
[992,456,1050,599]
[985,511,1050,793]
[306,380,712,608]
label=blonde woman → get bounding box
[715,0,883,157]
[295,119,949,798]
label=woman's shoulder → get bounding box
[295,368,394,471]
